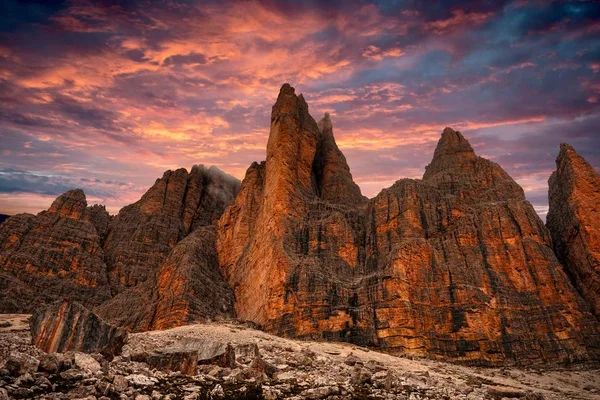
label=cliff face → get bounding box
[0,166,240,329]
[365,129,599,364]
[96,226,234,332]
[217,84,369,341]
[0,190,111,312]
[547,144,600,319]
[1,84,599,367]
[103,165,240,292]
[217,85,600,365]
[95,166,239,331]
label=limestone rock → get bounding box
[95,226,234,332]
[145,348,198,375]
[547,143,600,319]
[87,204,111,245]
[364,128,599,364]
[217,85,600,365]
[218,84,368,338]
[315,112,366,205]
[4,352,39,376]
[30,299,127,358]
[0,189,111,312]
[103,165,239,293]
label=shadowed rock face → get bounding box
[0,190,111,312]
[217,85,600,365]
[547,144,600,319]
[103,165,240,292]
[30,299,127,358]
[95,226,234,332]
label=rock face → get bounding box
[104,165,240,292]
[218,84,368,338]
[30,299,127,358]
[0,165,240,331]
[217,84,600,365]
[366,129,599,364]
[0,190,111,312]
[96,226,235,331]
[547,143,600,319]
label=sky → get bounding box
[0,0,599,218]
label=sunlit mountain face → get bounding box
[0,0,598,218]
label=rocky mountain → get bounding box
[547,144,600,319]
[95,225,235,331]
[365,129,599,365]
[103,164,240,293]
[0,165,240,328]
[0,214,9,225]
[218,84,368,341]
[217,84,600,365]
[0,190,111,312]
[0,84,598,368]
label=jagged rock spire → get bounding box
[314,112,366,205]
[431,127,475,161]
[547,143,600,318]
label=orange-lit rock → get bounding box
[547,143,600,319]
[0,189,111,312]
[365,129,599,364]
[103,165,240,292]
[30,299,126,358]
[218,84,369,343]
[217,85,600,365]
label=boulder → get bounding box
[30,299,127,358]
[145,348,198,376]
[4,352,39,376]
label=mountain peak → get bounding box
[547,142,600,318]
[431,127,475,161]
[48,189,88,219]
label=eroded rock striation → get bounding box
[365,129,599,364]
[30,299,127,358]
[104,165,240,292]
[547,143,600,319]
[217,84,600,365]
[96,226,234,331]
[218,84,368,341]
[0,190,111,312]
[1,84,599,367]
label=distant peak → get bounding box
[558,143,577,158]
[279,83,294,96]
[272,83,308,120]
[432,127,475,160]
[49,189,88,219]
[556,143,597,177]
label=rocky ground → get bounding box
[1,314,599,400]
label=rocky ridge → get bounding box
[2,315,599,400]
[0,165,240,331]
[0,84,598,369]
[103,165,240,292]
[0,190,111,312]
[216,85,600,365]
[547,143,600,320]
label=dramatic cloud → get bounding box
[0,0,599,219]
